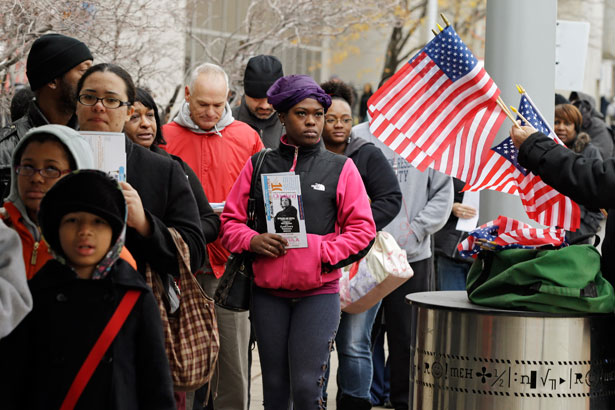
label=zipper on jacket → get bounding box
[31,241,39,265]
[290,146,299,172]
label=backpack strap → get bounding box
[60,290,141,410]
[247,148,271,230]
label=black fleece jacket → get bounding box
[344,134,402,231]
[518,131,615,283]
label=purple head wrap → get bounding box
[267,74,332,113]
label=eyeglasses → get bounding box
[325,117,353,125]
[78,94,131,109]
[15,165,71,179]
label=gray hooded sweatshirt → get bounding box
[174,101,234,135]
[4,124,95,240]
[0,220,31,338]
[353,122,453,262]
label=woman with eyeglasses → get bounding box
[1,124,96,279]
[319,80,401,410]
[74,63,206,275]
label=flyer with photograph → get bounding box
[79,131,127,181]
[261,172,307,248]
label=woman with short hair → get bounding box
[554,103,603,244]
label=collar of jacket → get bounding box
[27,99,79,129]
[278,135,324,159]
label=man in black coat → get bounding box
[0,34,93,198]
[232,55,285,149]
[511,124,615,284]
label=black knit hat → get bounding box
[26,34,93,90]
[244,55,284,99]
[38,170,126,254]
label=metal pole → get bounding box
[480,0,557,225]
[423,0,438,44]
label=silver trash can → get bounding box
[408,291,615,409]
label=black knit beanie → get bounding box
[244,55,284,99]
[26,34,93,90]
[38,170,125,254]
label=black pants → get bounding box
[371,257,432,410]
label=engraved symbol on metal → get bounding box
[432,362,443,379]
[411,348,615,398]
[476,367,492,384]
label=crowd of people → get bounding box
[1,31,612,410]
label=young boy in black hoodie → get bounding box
[0,170,175,410]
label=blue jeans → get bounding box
[435,255,471,291]
[251,286,340,410]
[335,302,381,400]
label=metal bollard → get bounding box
[408,291,615,410]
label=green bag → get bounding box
[466,245,615,314]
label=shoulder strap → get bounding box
[60,289,141,410]
[247,148,271,228]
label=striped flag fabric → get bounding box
[367,26,506,173]
[463,92,581,231]
[458,215,567,258]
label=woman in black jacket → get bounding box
[74,64,206,275]
[123,88,220,249]
[553,104,603,244]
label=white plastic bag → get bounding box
[340,231,414,313]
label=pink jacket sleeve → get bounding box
[220,158,258,253]
[321,159,377,270]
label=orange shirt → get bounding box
[162,120,263,277]
[2,202,137,279]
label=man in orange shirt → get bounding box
[163,63,263,410]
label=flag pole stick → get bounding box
[496,96,522,130]
[509,106,532,126]
[440,13,451,27]
[511,93,607,217]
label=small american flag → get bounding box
[464,93,581,231]
[458,215,567,258]
[367,26,505,172]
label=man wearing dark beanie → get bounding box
[0,33,93,199]
[232,55,285,148]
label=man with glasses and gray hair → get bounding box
[0,34,93,199]
[163,62,263,410]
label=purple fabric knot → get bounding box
[267,74,331,113]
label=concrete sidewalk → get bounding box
[249,347,390,409]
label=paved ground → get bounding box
[249,345,390,409]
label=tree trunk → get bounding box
[380,25,403,85]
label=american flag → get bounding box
[458,215,567,258]
[367,26,505,173]
[464,93,581,231]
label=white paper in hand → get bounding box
[455,191,479,232]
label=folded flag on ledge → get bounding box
[463,92,581,231]
[458,215,567,258]
[367,26,505,175]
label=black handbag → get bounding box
[214,148,270,311]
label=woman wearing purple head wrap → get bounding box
[220,74,376,409]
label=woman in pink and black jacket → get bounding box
[221,74,376,410]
